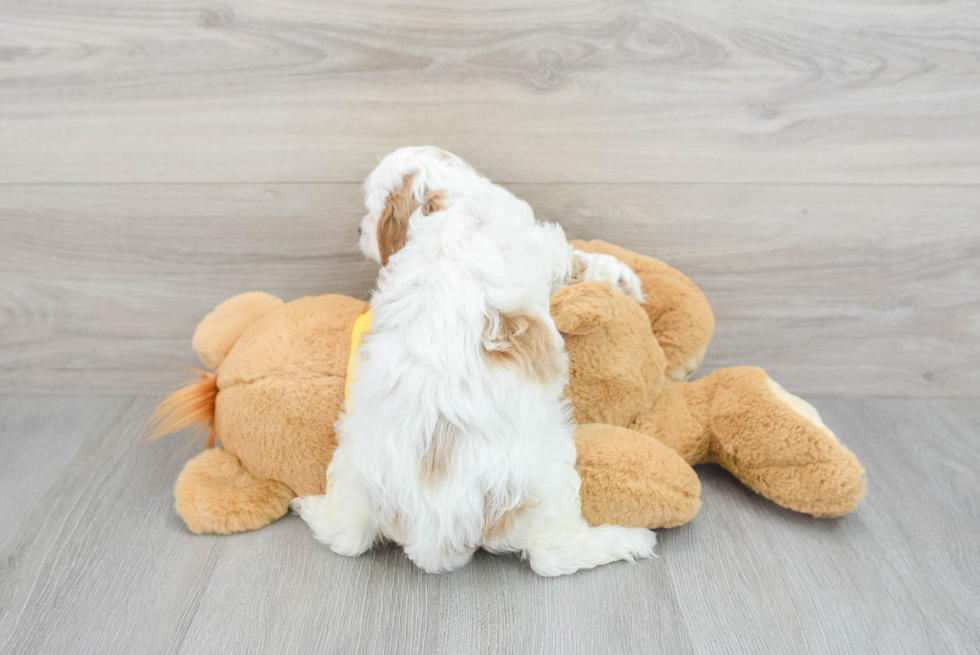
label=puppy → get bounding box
[293,147,656,576]
[357,159,643,301]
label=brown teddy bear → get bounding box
[149,240,865,535]
[561,240,865,522]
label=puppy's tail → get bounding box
[144,369,218,447]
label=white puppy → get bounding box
[293,146,655,576]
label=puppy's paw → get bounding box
[606,525,658,561]
[609,261,645,304]
[573,251,645,303]
[292,494,378,556]
[290,494,324,519]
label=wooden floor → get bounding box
[0,395,977,655]
[2,0,979,653]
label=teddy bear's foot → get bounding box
[665,344,707,385]
[575,424,702,529]
[704,367,866,518]
[174,447,295,534]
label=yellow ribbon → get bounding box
[345,310,373,408]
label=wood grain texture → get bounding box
[1,395,978,654]
[0,396,222,655]
[0,184,379,394]
[2,183,976,397]
[0,0,978,184]
[527,183,980,398]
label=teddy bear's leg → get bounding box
[569,239,714,384]
[653,367,866,517]
[174,447,295,535]
[575,424,701,529]
[192,292,285,370]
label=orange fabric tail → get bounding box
[145,370,218,447]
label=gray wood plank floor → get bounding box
[1,395,977,655]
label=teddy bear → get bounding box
[560,240,865,521]
[149,240,865,535]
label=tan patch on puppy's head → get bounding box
[423,189,447,215]
[376,173,448,266]
[482,313,563,384]
[419,417,459,488]
[376,173,415,266]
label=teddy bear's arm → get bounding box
[192,292,285,370]
[569,240,714,383]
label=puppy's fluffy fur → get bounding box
[293,146,655,576]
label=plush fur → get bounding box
[155,282,700,537]
[568,240,715,383]
[575,424,701,529]
[174,448,293,535]
[216,294,367,498]
[554,245,866,518]
[293,147,656,575]
[191,291,285,371]
[149,241,865,540]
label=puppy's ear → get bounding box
[377,174,415,265]
[550,282,618,336]
[376,173,446,266]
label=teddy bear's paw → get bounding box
[575,251,645,303]
[665,345,708,385]
[766,377,840,446]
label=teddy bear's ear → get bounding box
[193,292,284,370]
[550,282,618,336]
